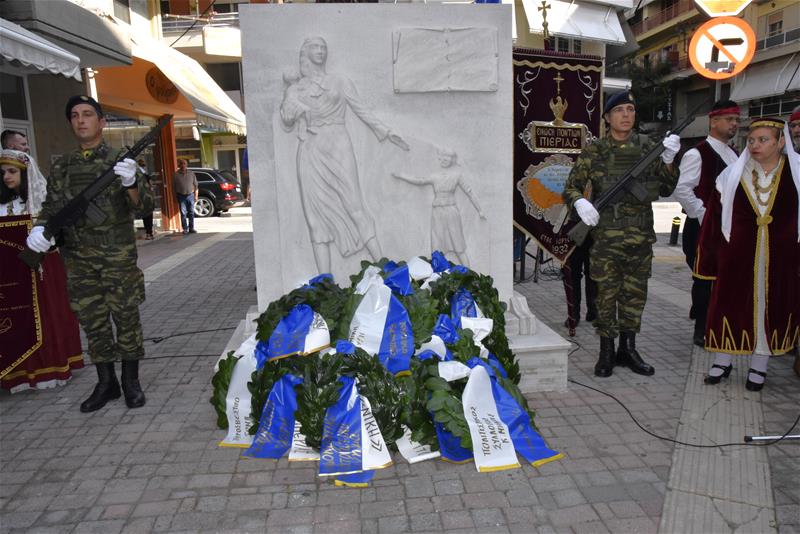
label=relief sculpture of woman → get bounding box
[280,37,409,273]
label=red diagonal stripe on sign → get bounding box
[702,28,740,64]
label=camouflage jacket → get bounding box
[562,133,678,229]
[37,140,154,249]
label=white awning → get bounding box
[520,0,627,44]
[131,34,246,135]
[0,17,81,80]
[581,0,634,8]
[730,54,799,102]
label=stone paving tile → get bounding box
[1,232,797,533]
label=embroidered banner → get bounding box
[512,49,603,264]
[0,215,42,379]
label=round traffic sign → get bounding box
[689,17,755,80]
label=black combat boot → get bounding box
[121,360,146,408]
[594,337,615,377]
[80,362,121,412]
[616,332,655,376]
[692,319,705,348]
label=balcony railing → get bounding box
[630,0,697,36]
[756,26,800,51]
[162,12,240,34]
[662,53,692,72]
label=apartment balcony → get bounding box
[630,0,697,37]
[662,52,692,72]
[162,12,240,36]
[162,12,242,59]
[756,26,800,51]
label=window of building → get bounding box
[767,11,783,37]
[205,63,242,92]
[0,73,28,121]
[113,0,130,23]
[553,37,582,54]
[160,1,170,15]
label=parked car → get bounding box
[190,167,245,217]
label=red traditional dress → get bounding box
[696,152,800,356]
[0,152,84,392]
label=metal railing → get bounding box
[630,0,697,36]
[755,26,800,51]
[161,12,240,34]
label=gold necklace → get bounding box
[751,170,775,206]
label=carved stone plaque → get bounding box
[240,4,512,307]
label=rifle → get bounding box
[18,114,172,270]
[567,99,710,246]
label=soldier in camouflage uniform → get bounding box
[27,96,154,412]
[563,92,680,377]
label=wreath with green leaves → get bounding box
[210,254,535,454]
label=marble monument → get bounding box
[237,4,568,393]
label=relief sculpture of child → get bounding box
[392,147,486,266]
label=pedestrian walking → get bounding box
[174,158,197,234]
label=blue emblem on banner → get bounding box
[244,373,303,458]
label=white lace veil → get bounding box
[0,149,48,217]
[716,122,800,242]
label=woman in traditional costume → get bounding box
[0,149,84,392]
[695,118,799,390]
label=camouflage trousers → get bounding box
[589,238,653,338]
[62,245,146,363]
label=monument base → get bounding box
[222,289,570,394]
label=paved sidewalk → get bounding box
[1,223,798,533]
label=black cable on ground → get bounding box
[144,353,220,360]
[565,341,800,448]
[144,326,236,344]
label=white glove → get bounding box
[26,226,55,253]
[114,158,137,187]
[661,134,681,164]
[574,198,600,227]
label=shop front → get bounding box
[94,33,246,232]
